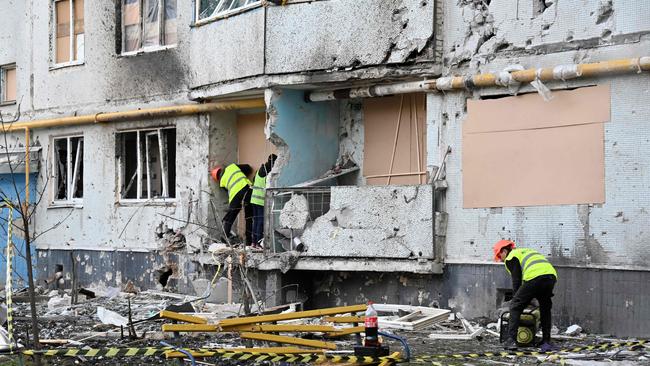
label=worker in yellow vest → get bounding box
[493,240,558,352]
[211,163,253,245]
[251,154,277,248]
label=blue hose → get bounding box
[378,331,411,361]
[160,341,196,366]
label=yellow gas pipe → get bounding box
[7,98,266,207]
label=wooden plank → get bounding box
[322,316,365,323]
[165,347,324,358]
[222,324,336,332]
[326,326,365,337]
[219,304,366,327]
[159,310,207,324]
[162,324,219,332]
[240,332,338,350]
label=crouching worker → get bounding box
[211,163,253,246]
[493,240,558,352]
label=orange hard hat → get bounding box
[210,166,223,182]
[493,240,516,262]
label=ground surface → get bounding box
[0,291,646,365]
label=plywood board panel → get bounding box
[4,68,16,102]
[465,85,610,133]
[236,112,276,174]
[463,123,605,208]
[363,94,426,185]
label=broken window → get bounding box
[122,0,177,53]
[0,64,16,104]
[197,0,261,21]
[54,0,84,64]
[363,93,427,185]
[53,136,84,203]
[116,128,176,200]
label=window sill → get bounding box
[120,45,177,57]
[0,101,16,107]
[193,2,263,27]
[117,199,177,207]
[48,201,83,209]
[50,60,85,71]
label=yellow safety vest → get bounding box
[250,172,266,206]
[505,248,557,281]
[220,164,251,203]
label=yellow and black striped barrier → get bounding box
[22,347,403,364]
[414,340,647,361]
[17,340,646,364]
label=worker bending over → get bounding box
[211,163,253,246]
[251,154,277,248]
[493,240,558,352]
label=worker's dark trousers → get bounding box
[252,204,264,244]
[508,274,556,343]
[222,187,253,245]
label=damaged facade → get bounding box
[0,0,648,338]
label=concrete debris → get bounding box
[47,294,71,311]
[278,251,301,273]
[97,306,128,327]
[279,194,310,229]
[565,324,583,336]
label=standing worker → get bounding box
[250,154,277,249]
[211,163,254,246]
[493,240,558,352]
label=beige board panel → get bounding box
[363,94,427,185]
[465,85,611,133]
[4,68,16,102]
[237,112,276,175]
[463,123,605,208]
[74,0,84,33]
[56,0,71,63]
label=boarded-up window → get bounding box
[55,0,84,64]
[462,85,611,208]
[363,94,427,185]
[122,0,177,53]
[237,112,276,177]
[1,65,16,103]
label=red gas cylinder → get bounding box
[364,301,379,347]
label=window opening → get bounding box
[122,0,177,53]
[53,136,84,202]
[0,64,16,104]
[54,0,84,65]
[197,0,261,21]
[117,128,176,200]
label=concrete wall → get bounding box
[301,185,433,259]
[31,114,211,254]
[284,264,650,337]
[431,0,650,269]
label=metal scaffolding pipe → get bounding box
[2,98,266,132]
[308,56,650,102]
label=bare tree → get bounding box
[0,102,74,353]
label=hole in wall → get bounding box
[156,266,173,288]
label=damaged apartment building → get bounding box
[0,0,648,338]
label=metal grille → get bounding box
[265,187,331,253]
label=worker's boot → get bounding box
[539,342,559,352]
[502,338,518,350]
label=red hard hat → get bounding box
[493,240,516,262]
[210,166,223,182]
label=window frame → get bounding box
[120,0,177,56]
[116,126,176,204]
[52,0,85,69]
[50,134,84,208]
[194,0,262,26]
[0,64,16,106]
